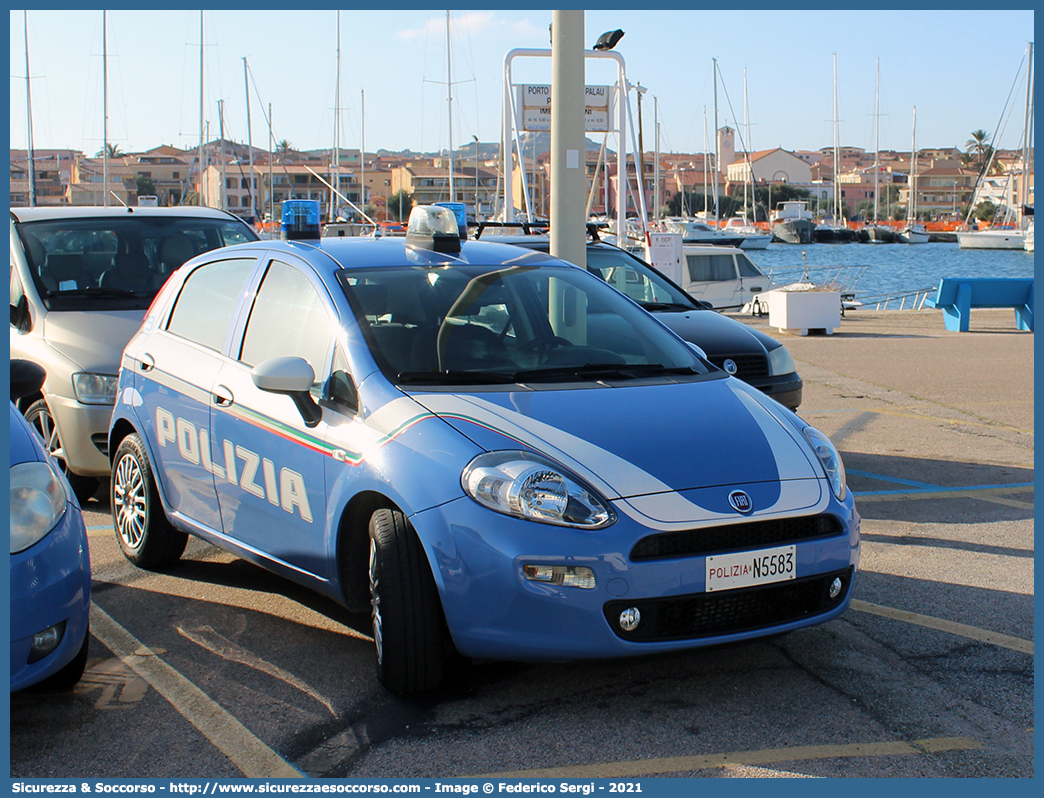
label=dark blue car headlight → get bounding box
[462,450,615,529]
[803,426,847,501]
[10,461,69,554]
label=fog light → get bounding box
[28,621,65,663]
[523,564,596,590]
[828,577,844,600]
[619,607,641,632]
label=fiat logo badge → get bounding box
[729,490,753,513]
[723,359,738,375]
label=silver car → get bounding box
[9,206,258,502]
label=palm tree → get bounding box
[276,140,293,163]
[965,129,991,170]
[95,142,123,158]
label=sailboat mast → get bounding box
[873,57,880,224]
[24,12,36,207]
[361,89,366,219]
[218,99,227,211]
[654,96,660,224]
[332,12,341,223]
[198,12,206,207]
[268,103,274,224]
[909,106,917,222]
[243,58,255,220]
[1020,41,1033,224]
[832,53,840,223]
[742,68,749,220]
[712,58,720,226]
[702,107,708,216]
[446,10,454,202]
[103,10,109,207]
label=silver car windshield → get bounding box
[340,263,710,385]
[18,216,256,309]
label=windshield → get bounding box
[17,215,257,311]
[584,248,699,310]
[341,262,710,386]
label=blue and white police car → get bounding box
[108,203,859,694]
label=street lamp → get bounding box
[593,29,624,50]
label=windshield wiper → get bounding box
[48,287,148,298]
[513,363,700,382]
[397,370,519,386]
[639,301,700,312]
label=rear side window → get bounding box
[686,254,736,283]
[239,260,335,382]
[736,254,763,277]
[166,258,256,352]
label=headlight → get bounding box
[767,344,795,376]
[10,461,68,553]
[462,450,615,529]
[803,426,847,501]
[72,372,119,405]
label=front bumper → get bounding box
[10,503,92,691]
[48,393,113,478]
[412,492,859,662]
[749,372,803,412]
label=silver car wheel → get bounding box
[26,402,68,470]
[113,452,147,550]
[369,537,384,665]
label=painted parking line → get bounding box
[90,603,304,779]
[808,407,1032,435]
[854,485,1033,503]
[850,600,1033,655]
[474,736,981,778]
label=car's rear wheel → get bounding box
[368,507,450,694]
[24,399,99,504]
[111,434,187,570]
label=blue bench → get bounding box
[925,278,1034,332]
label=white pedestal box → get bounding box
[763,288,842,335]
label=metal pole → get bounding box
[446,10,454,202]
[361,89,366,218]
[103,10,109,207]
[712,58,719,226]
[24,12,36,207]
[332,12,341,223]
[268,103,274,225]
[549,9,586,271]
[198,12,205,207]
[243,58,256,219]
[654,96,660,224]
[218,99,227,211]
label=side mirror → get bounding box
[10,359,46,402]
[251,356,322,427]
[685,341,708,360]
[10,295,31,333]
[327,370,358,413]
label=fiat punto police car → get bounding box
[108,204,859,694]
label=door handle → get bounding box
[139,353,155,372]
[213,385,234,407]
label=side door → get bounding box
[210,256,338,580]
[735,251,771,305]
[685,252,740,308]
[135,256,258,534]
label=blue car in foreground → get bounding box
[10,360,91,692]
[108,205,859,694]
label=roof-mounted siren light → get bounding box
[406,205,462,254]
[433,201,468,240]
[281,199,322,241]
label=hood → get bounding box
[41,310,146,373]
[9,404,42,467]
[654,309,774,356]
[410,377,824,522]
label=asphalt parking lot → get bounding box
[9,308,1033,779]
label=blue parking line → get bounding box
[847,469,939,490]
[854,482,1033,497]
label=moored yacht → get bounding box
[771,201,816,244]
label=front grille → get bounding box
[604,567,852,642]
[708,353,769,379]
[631,515,843,561]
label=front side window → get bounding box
[239,260,336,388]
[167,258,256,352]
[687,254,736,283]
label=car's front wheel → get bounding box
[111,434,187,570]
[24,399,99,504]
[368,507,451,694]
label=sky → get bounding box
[9,7,1036,161]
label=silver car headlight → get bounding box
[803,426,847,501]
[767,344,795,376]
[72,372,119,405]
[462,450,615,529]
[10,461,68,554]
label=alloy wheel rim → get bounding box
[369,538,383,665]
[113,454,147,549]
[29,406,69,473]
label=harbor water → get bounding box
[751,242,1034,307]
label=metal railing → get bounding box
[858,286,938,311]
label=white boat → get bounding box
[897,106,929,244]
[1024,218,1034,252]
[661,217,745,247]
[959,43,1033,250]
[723,216,773,249]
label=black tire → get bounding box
[368,507,450,694]
[111,433,187,570]
[30,628,89,692]
[24,399,100,504]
